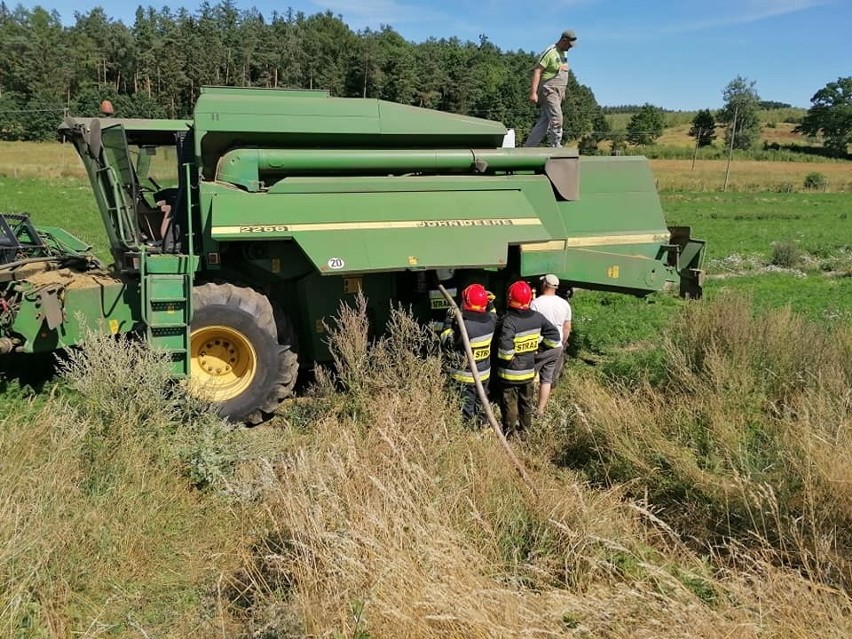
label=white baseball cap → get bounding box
[540,274,559,288]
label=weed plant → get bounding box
[804,171,829,190]
[770,240,802,267]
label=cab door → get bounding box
[62,118,143,263]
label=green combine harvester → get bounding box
[0,87,704,422]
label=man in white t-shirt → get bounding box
[530,274,572,415]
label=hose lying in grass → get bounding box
[438,284,538,497]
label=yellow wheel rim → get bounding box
[190,325,257,402]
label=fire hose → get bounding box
[438,284,538,497]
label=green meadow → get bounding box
[0,177,108,257]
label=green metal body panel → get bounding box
[203,178,551,273]
[194,87,508,182]
[520,156,679,293]
[35,226,94,253]
[5,269,140,353]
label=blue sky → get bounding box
[31,0,852,110]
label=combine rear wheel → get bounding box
[190,283,298,424]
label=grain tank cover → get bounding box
[194,87,508,178]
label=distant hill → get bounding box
[603,108,809,148]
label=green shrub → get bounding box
[771,240,802,267]
[803,172,828,190]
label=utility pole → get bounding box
[691,129,700,171]
[723,105,738,192]
[362,47,368,98]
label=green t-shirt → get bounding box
[537,46,568,83]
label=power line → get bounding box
[0,107,68,114]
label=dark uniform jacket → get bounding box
[428,273,458,332]
[441,310,497,384]
[496,308,560,384]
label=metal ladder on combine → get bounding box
[142,262,192,376]
[139,162,196,377]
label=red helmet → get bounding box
[462,284,489,312]
[507,280,532,309]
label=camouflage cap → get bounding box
[560,29,577,42]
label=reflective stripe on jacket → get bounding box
[496,308,560,384]
[441,309,497,384]
[428,281,457,332]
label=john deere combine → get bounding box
[0,87,704,422]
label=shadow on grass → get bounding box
[0,350,61,394]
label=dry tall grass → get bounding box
[0,141,85,179]
[0,334,248,637]
[558,294,851,586]
[650,159,852,192]
[223,296,852,638]
[1,298,849,636]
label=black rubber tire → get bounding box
[192,283,298,424]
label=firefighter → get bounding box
[428,269,458,333]
[440,283,496,423]
[495,280,561,436]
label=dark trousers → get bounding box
[498,382,534,435]
[453,380,489,424]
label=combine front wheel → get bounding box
[190,283,298,423]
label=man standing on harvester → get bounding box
[524,29,577,148]
[441,284,497,423]
[495,280,561,436]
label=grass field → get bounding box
[0,176,108,257]
[655,121,807,147]
[663,191,851,262]
[605,107,807,138]
[1,141,851,636]
[651,158,852,192]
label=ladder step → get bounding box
[143,270,192,378]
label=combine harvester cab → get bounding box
[1,86,705,422]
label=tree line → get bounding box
[0,1,608,144]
